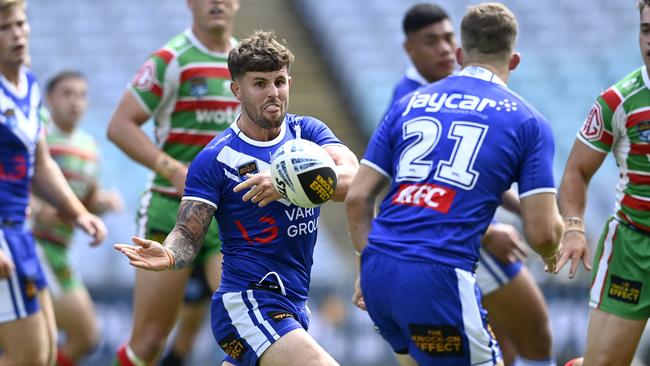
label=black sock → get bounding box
[160,350,185,366]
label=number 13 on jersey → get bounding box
[396,116,488,190]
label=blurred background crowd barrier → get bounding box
[29,0,649,364]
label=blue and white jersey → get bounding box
[184,114,342,301]
[0,67,43,221]
[363,66,556,271]
[389,66,429,107]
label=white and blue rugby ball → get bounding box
[270,139,338,208]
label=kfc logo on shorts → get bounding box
[132,60,156,91]
[581,103,604,141]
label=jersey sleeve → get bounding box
[301,117,342,147]
[576,88,619,153]
[183,147,222,209]
[360,105,397,179]
[128,48,176,115]
[516,117,556,198]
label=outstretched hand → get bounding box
[75,212,107,246]
[114,236,176,271]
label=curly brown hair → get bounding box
[228,30,295,80]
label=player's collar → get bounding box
[184,29,237,58]
[458,66,506,87]
[0,66,29,99]
[48,122,75,138]
[642,65,650,90]
[405,65,429,87]
[230,113,287,147]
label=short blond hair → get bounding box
[461,2,517,62]
[0,0,23,11]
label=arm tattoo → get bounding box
[164,200,215,268]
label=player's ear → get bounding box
[230,80,241,101]
[287,76,292,88]
[455,47,464,66]
[508,52,521,71]
[403,39,412,56]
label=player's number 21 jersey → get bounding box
[363,66,556,271]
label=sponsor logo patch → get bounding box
[132,60,156,91]
[218,332,248,362]
[297,167,337,204]
[637,120,650,143]
[24,280,37,299]
[188,77,209,98]
[408,324,464,356]
[307,174,335,202]
[402,92,501,117]
[581,103,604,141]
[267,311,294,322]
[237,161,259,178]
[607,275,642,304]
[392,183,456,213]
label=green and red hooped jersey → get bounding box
[33,126,99,246]
[578,66,650,230]
[129,29,240,196]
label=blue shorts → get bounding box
[211,288,310,366]
[0,223,47,323]
[475,247,523,295]
[360,248,501,366]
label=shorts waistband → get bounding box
[614,216,650,237]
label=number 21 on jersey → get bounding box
[396,116,488,190]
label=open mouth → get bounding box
[264,104,281,113]
[210,8,224,16]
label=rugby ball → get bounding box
[270,139,338,208]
